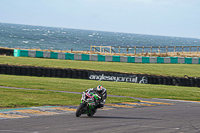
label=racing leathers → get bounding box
[85,87,107,108]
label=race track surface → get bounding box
[0,98,200,133]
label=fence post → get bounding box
[166,46,168,54]
[127,47,129,54]
[150,46,152,54]
[119,46,120,53]
[190,46,191,54]
[90,45,92,51]
[110,46,112,53]
[174,46,176,54]
[134,46,136,55]
[158,46,160,54]
[142,46,144,54]
[197,46,199,54]
[182,46,184,53]
[100,46,102,53]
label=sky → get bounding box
[0,0,200,38]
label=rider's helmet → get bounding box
[97,85,103,93]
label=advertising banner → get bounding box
[88,71,148,84]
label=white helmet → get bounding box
[97,85,103,92]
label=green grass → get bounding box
[1,74,200,102]
[1,55,200,108]
[0,88,80,108]
[0,87,137,108]
[1,56,200,77]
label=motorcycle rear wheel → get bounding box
[87,113,94,117]
[87,109,96,117]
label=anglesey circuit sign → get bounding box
[88,72,148,84]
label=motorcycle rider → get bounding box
[85,85,107,108]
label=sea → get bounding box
[0,23,200,53]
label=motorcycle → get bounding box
[76,90,100,117]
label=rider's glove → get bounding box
[95,94,101,99]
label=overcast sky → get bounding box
[0,0,199,38]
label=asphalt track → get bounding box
[0,98,200,133]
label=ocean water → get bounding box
[0,23,199,53]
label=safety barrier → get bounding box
[14,49,200,64]
[0,64,88,79]
[0,48,14,56]
[0,64,199,87]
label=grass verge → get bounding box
[0,56,200,77]
[0,87,137,109]
[1,74,200,102]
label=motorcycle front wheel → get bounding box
[75,103,85,117]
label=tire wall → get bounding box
[0,64,89,79]
[0,64,199,87]
[0,48,14,56]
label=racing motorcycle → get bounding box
[76,90,101,117]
